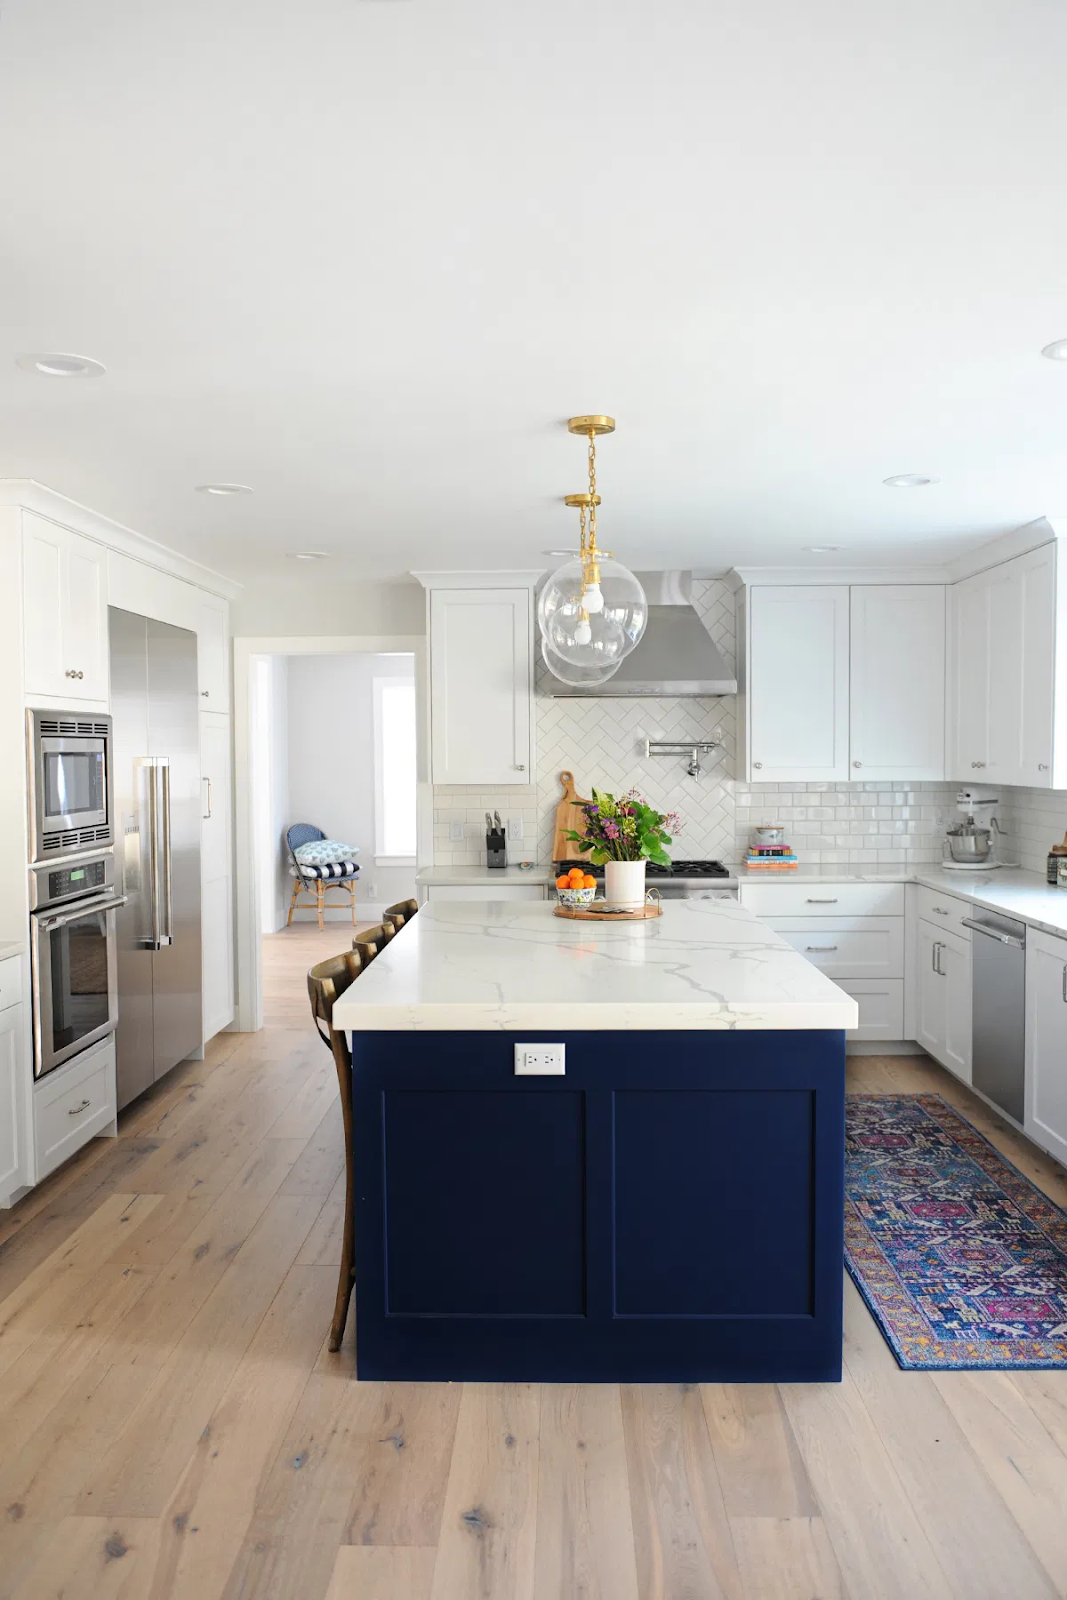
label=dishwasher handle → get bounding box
[960,917,1025,950]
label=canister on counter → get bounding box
[1048,832,1067,885]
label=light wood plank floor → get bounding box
[2,924,1067,1599]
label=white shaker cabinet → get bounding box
[197,594,230,709]
[200,712,235,1041]
[0,999,24,1201]
[849,586,945,780]
[949,544,1056,787]
[1025,927,1067,1168]
[427,586,533,785]
[22,512,108,705]
[746,586,850,782]
[916,920,971,1082]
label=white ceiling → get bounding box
[2,0,1067,585]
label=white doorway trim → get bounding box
[233,633,428,1032]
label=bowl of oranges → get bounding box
[555,864,599,907]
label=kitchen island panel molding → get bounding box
[352,1028,845,1382]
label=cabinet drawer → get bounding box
[425,884,546,902]
[839,980,904,1041]
[914,885,974,937]
[0,954,21,1013]
[769,918,905,979]
[741,882,904,918]
[34,1038,116,1180]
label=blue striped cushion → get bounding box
[289,860,360,880]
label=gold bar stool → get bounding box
[383,898,419,932]
[306,948,363,1352]
[352,922,395,966]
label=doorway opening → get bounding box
[235,633,427,1031]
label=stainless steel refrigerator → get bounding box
[109,608,202,1110]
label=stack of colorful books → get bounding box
[744,843,799,871]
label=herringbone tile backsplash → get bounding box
[432,580,1057,869]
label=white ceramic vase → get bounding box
[604,858,647,910]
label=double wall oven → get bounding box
[27,712,126,1079]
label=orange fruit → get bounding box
[568,869,584,884]
[582,875,596,888]
[556,875,570,889]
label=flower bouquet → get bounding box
[564,788,679,908]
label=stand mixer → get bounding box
[943,788,1013,869]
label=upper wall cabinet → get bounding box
[949,544,1057,788]
[196,595,230,709]
[22,512,108,705]
[746,586,850,782]
[427,585,534,785]
[740,581,947,784]
[849,586,946,782]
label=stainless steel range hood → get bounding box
[545,572,737,698]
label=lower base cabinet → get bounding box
[837,979,904,1042]
[1025,927,1067,1167]
[916,920,972,1082]
[34,1037,117,1181]
[0,1000,24,1200]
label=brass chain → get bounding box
[586,431,598,550]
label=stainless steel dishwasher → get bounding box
[961,910,1026,1123]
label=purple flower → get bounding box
[603,820,620,838]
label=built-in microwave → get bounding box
[27,710,113,861]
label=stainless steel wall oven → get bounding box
[27,710,113,859]
[29,851,126,1078]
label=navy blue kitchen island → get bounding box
[332,899,857,1383]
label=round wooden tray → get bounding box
[553,898,662,921]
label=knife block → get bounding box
[485,828,507,868]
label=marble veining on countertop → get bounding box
[332,898,858,1033]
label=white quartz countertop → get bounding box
[416,864,556,886]
[332,898,859,1032]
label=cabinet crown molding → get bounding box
[730,565,951,586]
[412,569,544,590]
[0,479,242,600]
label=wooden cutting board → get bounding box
[552,770,591,863]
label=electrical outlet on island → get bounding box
[514,1043,565,1075]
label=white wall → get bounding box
[251,655,292,933]
[231,576,424,638]
[286,652,416,915]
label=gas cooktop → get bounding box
[554,859,731,881]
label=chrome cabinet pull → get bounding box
[68,1098,91,1116]
[64,669,84,679]
[516,764,525,770]
[201,689,210,697]
[971,760,986,769]
[853,760,862,768]
[806,897,838,904]
[1038,763,1049,771]
[805,945,839,952]
[933,905,950,914]
[202,777,212,820]
[753,761,763,769]
[932,940,943,974]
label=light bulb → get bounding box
[538,556,647,668]
[540,637,620,686]
[583,582,604,613]
[574,618,592,645]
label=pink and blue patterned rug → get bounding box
[845,1094,1067,1370]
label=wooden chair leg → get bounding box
[316,880,325,931]
[349,881,357,926]
[286,878,300,927]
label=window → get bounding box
[373,677,417,861]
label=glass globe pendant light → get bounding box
[538,416,647,676]
[540,634,621,688]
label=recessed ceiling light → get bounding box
[805,546,840,553]
[883,474,939,488]
[1041,339,1067,361]
[16,352,105,378]
[195,483,253,496]
[287,550,329,561]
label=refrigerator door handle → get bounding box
[159,758,173,947]
[145,757,161,951]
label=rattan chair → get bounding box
[286,823,361,931]
[383,898,419,931]
[352,921,395,966]
[307,948,363,1352]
